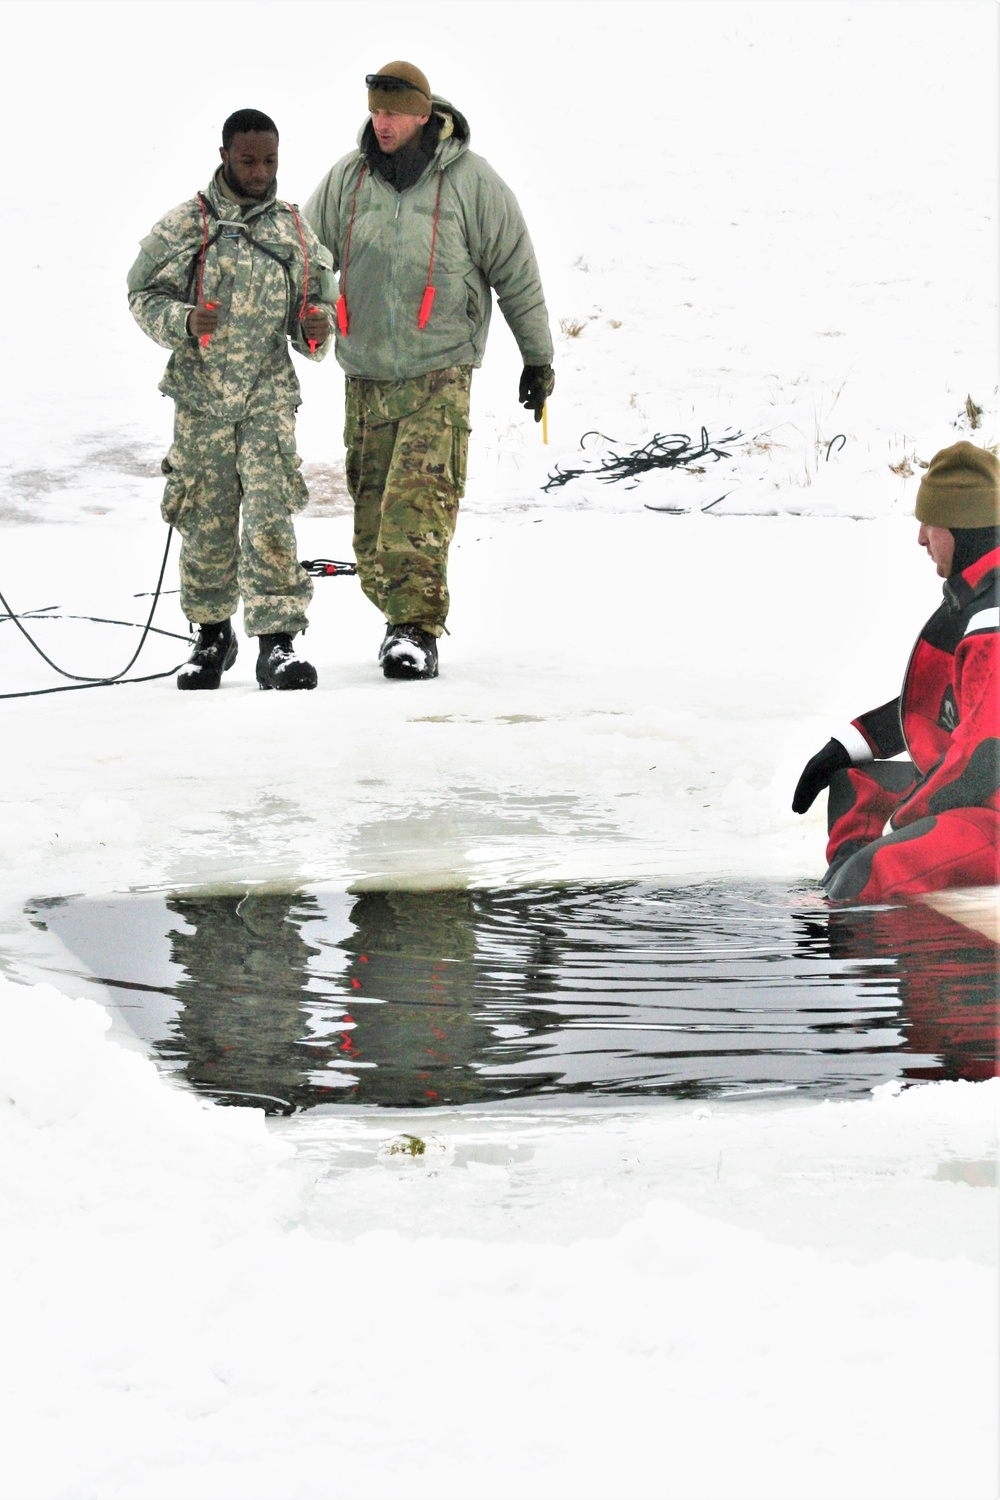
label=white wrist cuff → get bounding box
[836,723,874,764]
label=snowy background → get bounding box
[0,2,997,1497]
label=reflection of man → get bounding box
[792,442,999,901]
[159,891,332,1111]
[340,889,486,1105]
[305,63,554,679]
[812,904,998,1082]
[338,887,577,1103]
[128,109,335,692]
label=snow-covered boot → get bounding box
[382,623,439,680]
[177,620,237,690]
[255,633,318,691]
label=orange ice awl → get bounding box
[417,172,445,330]
[199,303,218,348]
[418,286,436,329]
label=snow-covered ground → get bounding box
[2,974,997,1500]
[1,2,998,1496]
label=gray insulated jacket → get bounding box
[303,102,553,380]
[127,170,337,420]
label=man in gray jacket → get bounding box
[305,62,554,679]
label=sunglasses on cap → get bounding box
[365,73,430,99]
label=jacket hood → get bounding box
[355,98,470,165]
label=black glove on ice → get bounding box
[791,738,852,814]
[518,364,555,421]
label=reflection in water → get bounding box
[332,889,514,1106]
[814,903,997,1083]
[157,891,331,1111]
[27,883,999,1112]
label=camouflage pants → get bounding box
[344,366,471,636]
[161,404,313,637]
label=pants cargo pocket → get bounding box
[277,414,310,514]
[160,448,195,528]
[445,410,471,498]
[343,391,365,503]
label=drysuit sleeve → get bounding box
[851,698,906,760]
[890,627,1000,828]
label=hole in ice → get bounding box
[24,882,998,1114]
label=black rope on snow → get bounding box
[0,603,59,622]
[541,427,745,493]
[0,610,191,645]
[0,527,184,701]
[1,538,358,702]
[825,434,847,461]
[0,667,194,701]
[1,544,359,702]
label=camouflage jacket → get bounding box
[303,102,553,381]
[127,170,337,419]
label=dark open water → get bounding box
[26,882,998,1113]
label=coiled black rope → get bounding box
[300,558,358,577]
[542,427,745,493]
[134,555,358,589]
[0,527,183,700]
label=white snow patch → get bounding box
[1,973,997,1500]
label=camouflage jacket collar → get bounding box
[203,167,279,224]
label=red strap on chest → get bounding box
[337,164,445,335]
[337,165,367,336]
[418,173,445,330]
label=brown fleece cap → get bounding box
[367,61,432,118]
[915,441,1000,528]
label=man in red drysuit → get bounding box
[792,441,999,903]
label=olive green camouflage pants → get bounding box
[344,366,472,636]
[161,405,314,637]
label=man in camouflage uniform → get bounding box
[128,108,336,691]
[305,62,554,679]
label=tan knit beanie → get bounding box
[915,441,1000,528]
[367,62,433,117]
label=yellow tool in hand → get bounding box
[542,403,549,445]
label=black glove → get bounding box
[791,738,852,814]
[518,364,555,422]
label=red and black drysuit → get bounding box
[824,545,1000,902]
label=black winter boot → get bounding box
[381,623,439,680]
[256,633,318,691]
[177,620,237,690]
